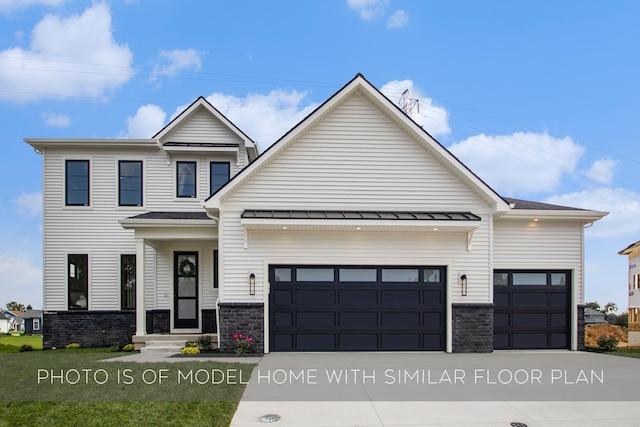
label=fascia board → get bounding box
[500,209,609,221]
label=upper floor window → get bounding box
[177,161,197,198]
[65,160,89,206]
[68,254,88,310]
[210,162,230,195]
[119,161,143,206]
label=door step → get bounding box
[133,334,218,353]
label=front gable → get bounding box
[205,74,509,214]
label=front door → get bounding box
[174,252,199,329]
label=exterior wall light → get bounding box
[460,274,468,296]
[249,273,256,295]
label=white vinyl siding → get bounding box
[163,107,243,144]
[493,219,584,302]
[219,92,494,304]
[224,93,486,211]
[41,145,234,311]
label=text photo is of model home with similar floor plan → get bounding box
[25,74,607,353]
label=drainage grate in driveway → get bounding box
[510,423,528,427]
[259,414,281,423]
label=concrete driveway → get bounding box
[230,351,640,426]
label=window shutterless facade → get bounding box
[176,161,197,198]
[210,161,230,195]
[65,160,89,206]
[119,161,143,206]
[121,254,136,310]
[68,254,88,310]
[33,318,40,330]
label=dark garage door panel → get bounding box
[493,270,571,350]
[269,266,446,352]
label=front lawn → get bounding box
[585,345,640,359]
[0,335,43,351]
[0,348,254,427]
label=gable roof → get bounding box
[619,240,640,256]
[204,73,511,213]
[153,96,257,159]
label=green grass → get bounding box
[0,335,43,351]
[0,348,254,427]
[585,345,640,358]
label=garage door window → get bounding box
[381,268,419,282]
[274,268,291,282]
[424,268,441,283]
[551,273,568,286]
[339,268,377,282]
[513,272,547,285]
[297,268,334,282]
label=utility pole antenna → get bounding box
[399,89,419,116]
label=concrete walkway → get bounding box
[229,351,640,426]
[102,352,260,364]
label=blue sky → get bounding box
[1,0,639,311]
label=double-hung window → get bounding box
[65,160,89,206]
[119,161,143,206]
[177,161,197,198]
[210,162,230,195]
[68,254,88,310]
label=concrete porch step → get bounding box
[133,334,218,353]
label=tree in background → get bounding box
[5,302,26,312]
[603,302,618,316]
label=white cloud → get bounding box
[152,48,202,78]
[0,3,134,102]
[380,79,451,137]
[41,112,70,128]
[387,9,409,29]
[121,104,167,138]
[586,158,617,186]
[0,0,69,15]
[347,0,388,21]
[14,192,42,217]
[448,132,585,195]
[0,253,42,308]
[545,187,640,239]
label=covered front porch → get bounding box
[120,211,220,349]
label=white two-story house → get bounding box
[618,240,640,346]
[27,74,606,352]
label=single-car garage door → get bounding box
[493,270,571,349]
[269,265,446,351]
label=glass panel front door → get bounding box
[174,252,199,329]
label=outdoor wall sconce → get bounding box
[460,274,468,296]
[249,273,256,295]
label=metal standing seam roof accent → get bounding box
[241,210,481,221]
[126,211,213,221]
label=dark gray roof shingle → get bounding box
[503,197,585,211]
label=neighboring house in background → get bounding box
[584,307,607,325]
[23,310,43,335]
[26,73,607,353]
[0,312,10,334]
[618,239,640,345]
[2,310,24,332]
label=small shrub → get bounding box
[198,335,213,350]
[597,334,619,351]
[232,333,253,354]
[180,346,200,356]
[66,343,81,349]
[110,344,120,352]
[122,343,135,352]
[186,341,199,348]
[19,344,34,352]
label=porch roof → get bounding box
[241,209,481,221]
[119,211,217,241]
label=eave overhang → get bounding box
[499,209,608,221]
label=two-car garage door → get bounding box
[269,265,446,352]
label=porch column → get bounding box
[135,238,146,336]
